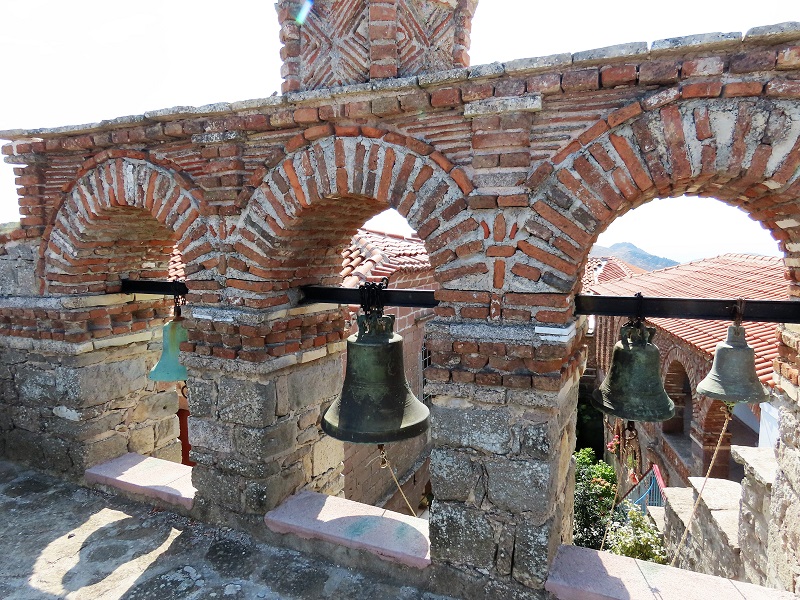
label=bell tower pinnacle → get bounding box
[276,0,478,93]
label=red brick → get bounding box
[294,107,319,123]
[693,107,713,141]
[682,82,723,99]
[723,82,764,97]
[527,73,562,95]
[639,61,680,85]
[462,306,490,319]
[461,82,494,102]
[517,239,577,276]
[494,79,525,97]
[561,69,599,92]
[601,64,637,88]
[430,87,462,108]
[511,263,542,282]
[766,79,800,98]
[475,372,502,386]
[607,102,642,128]
[503,375,532,389]
[578,121,610,147]
[778,47,800,70]
[730,50,776,73]
[552,140,581,165]
[497,194,527,207]
[682,57,724,77]
[473,131,529,149]
[399,92,431,111]
[609,133,654,192]
[452,371,475,383]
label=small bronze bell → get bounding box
[696,325,768,405]
[149,299,188,382]
[592,321,675,422]
[322,312,430,444]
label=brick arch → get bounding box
[42,156,212,294]
[524,93,800,297]
[230,129,475,306]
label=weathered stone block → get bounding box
[429,501,496,568]
[40,435,74,473]
[10,405,41,432]
[154,416,180,446]
[188,418,233,453]
[5,428,45,465]
[56,358,148,408]
[431,405,513,454]
[152,439,182,463]
[192,465,242,511]
[128,425,155,454]
[47,411,124,442]
[131,391,179,423]
[429,448,481,502]
[512,517,557,588]
[485,458,552,516]
[312,435,344,476]
[187,378,215,417]
[288,357,341,412]
[217,377,277,428]
[74,432,128,469]
[243,463,305,513]
[519,420,553,459]
[15,365,57,407]
[233,418,297,461]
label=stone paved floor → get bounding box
[0,460,457,600]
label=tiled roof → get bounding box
[589,254,786,385]
[582,256,646,289]
[341,228,430,288]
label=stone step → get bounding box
[85,452,195,510]
[265,489,430,569]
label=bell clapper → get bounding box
[376,444,417,518]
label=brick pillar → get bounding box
[369,1,398,80]
[426,319,581,595]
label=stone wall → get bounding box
[733,445,777,587]
[0,294,185,476]
[663,477,744,581]
[770,324,800,593]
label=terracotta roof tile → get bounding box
[589,254,786,386]
[582,256,644,289]
[341,228,431,288]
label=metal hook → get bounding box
[359,277,389,318]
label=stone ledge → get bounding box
[264,490,430,569]
[545,545,795,599]
[731,445,778,487]
[463,94,542,118]
[85,452,195,510]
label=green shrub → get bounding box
[573,447,617,549]
[606,501,668,564]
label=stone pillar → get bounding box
[733,445,777,587]
[276,0,477,93]
[768,323,800,593]
[184,304,348,529]
[426,319,582,596]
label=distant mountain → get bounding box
[590,242,678,272]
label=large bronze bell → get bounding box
[696,325,768,405]
[592,321,675,422]
[322,313,430,444]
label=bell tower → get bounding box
[276,0,478,93]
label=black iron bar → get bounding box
[120,280,189,296]
[575,295,800,324]
[299,286,800,324]
[300,285,438,309]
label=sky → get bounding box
[0,0,795,262]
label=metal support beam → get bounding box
[299,286,800,324]
[120,280,189,296]
[574,295,800,324]
[300,285,438,308]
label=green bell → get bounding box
[696,325,768,405]
[592,321,675,422]
[149,313,188,382]
[321,313,429,444]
